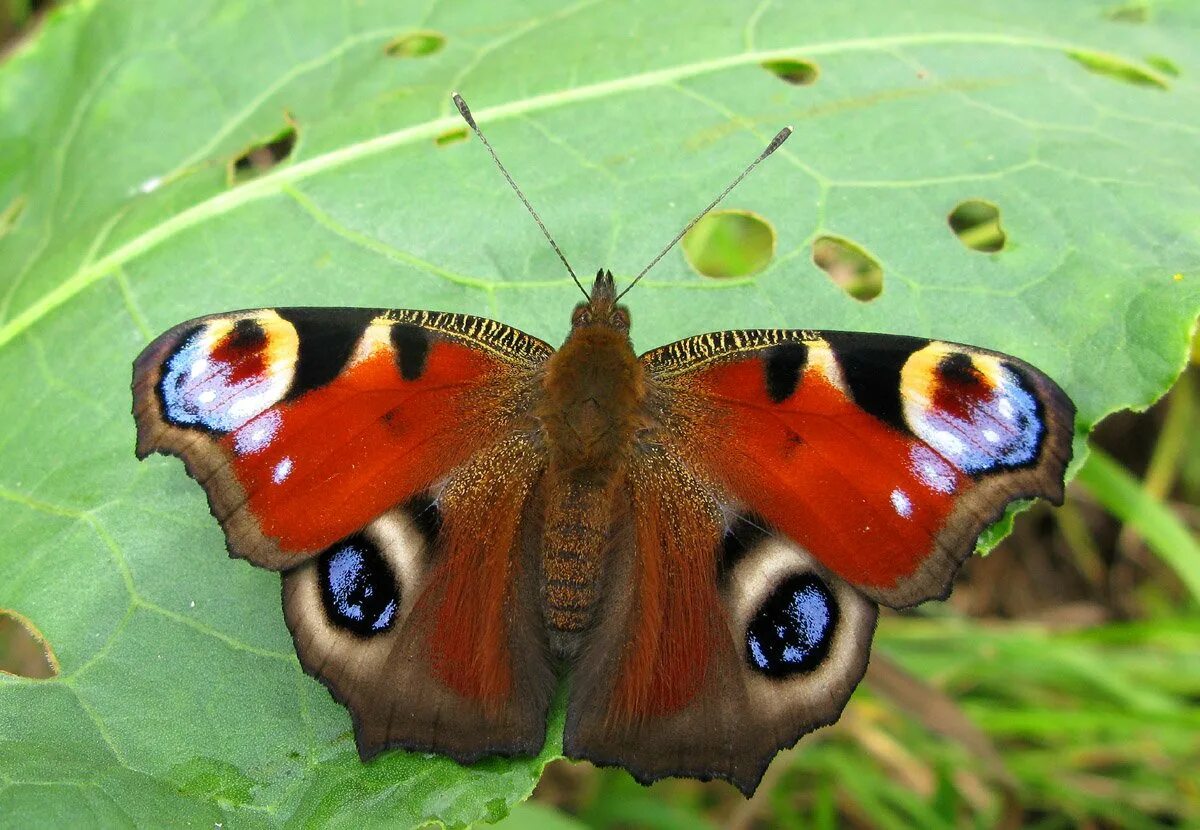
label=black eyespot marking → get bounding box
[764,342,808,403]
[746,573,838,678]
[227,318,268,351]
[717,514,772,585]
[318,535,398,636]
[278,308,378,399]
[391,324,431,381]
[823,332,928,432]
[937,351,982,387]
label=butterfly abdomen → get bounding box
[540,477,614,641]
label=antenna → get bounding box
[452,93,588,299]
[614,126,793,301]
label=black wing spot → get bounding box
[226,318,268,351]
[278,308,377,399]
[937,351,982,386]
[764,342,808,403]
[823,332,928,432]
[746,573,839,678]
[318,536,398,636]
[391,324,431,381]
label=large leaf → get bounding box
[1,0,1197,825]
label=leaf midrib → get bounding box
[0,29,1148,350]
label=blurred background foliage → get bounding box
[2,2,1198,828]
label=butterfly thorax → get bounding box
[535,271,645,651]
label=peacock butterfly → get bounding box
[131,95,1074,794]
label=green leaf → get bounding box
[2,1,1198,826]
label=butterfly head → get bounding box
[571,269,630,332]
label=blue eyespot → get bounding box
[912,360,1044,476]
[318,536,397,635]
[158,321,283,434]
[746,574,838,677]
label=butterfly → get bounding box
[131,95,1075,795]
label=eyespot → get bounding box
[900,344,1045,475]
[318,535,398,636]
[157,311,298,433]
[745,573,838,677]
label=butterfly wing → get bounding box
[132,307,556,760]
[641,329,1075,607]
[564,459,877,794]
[565,329,1073,793]
[281,433,555,760]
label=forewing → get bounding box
[132,307,550,569]
[640,329,1075,607]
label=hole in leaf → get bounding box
[230,123,297,184]
[682,209,776,278]
[0,194,26,239]
[1145,55,1180,77]
[385,31,446,58]
[948,199,1007,253]
[813,236,883,301]
[1067,50,1167,89]
[1104,2,1148,22]
[761,58,819,86]
[0,609,58,679]
[435,126,468,147]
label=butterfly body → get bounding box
[537,271,644,645]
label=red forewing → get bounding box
[132,307,550,569]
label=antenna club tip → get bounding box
[451,93,477,129]
[763,126,792,156]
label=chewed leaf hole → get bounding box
[1067,49,1168,89]
[1104,2,1149,22]
[0,609,58,679]
[1146,55,1181,77]
[682,209,776,278]
[813,235,883,301]
[0,194,26,239]
[435,127,468,147]
[230,124,297,184]
[949,199,1007,253]
[761,58,819,86]
[385,31,446,58]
